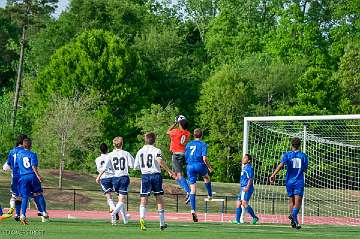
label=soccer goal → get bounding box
[243,114,360,225]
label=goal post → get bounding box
[243,114,360,225]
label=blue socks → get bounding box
[15,200,21,216]
[204,182,212,197]
[235,207,242,223]
[190,193,196,211]
[292,207,299,224]
[247,205,257,218]
[34,195,47,213]
[177,177,191,194]
[21,197,28,217]
[0,205,3,216]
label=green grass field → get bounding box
[1,218,360,239]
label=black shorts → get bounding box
[172,153,185,173]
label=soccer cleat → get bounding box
[251,217,259,225]
[295,224,302,230]
[41,213,49,223]
[139,219,146,231]
[185,194,190,204]
[37,212,42,217]
[20,216,29,225]
[207,196,213,201]
[192,212,198,222]
[0,213,13,221]
[160,223,168,231]
[230,220,240,224]
[7,208,15,215]
[111,219,117,226]
[288,215,296,228]
[14,215,20,222]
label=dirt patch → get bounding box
[44,190,91,204]
[47,169,95,181]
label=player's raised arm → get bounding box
[167,122,177,135]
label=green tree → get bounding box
[264,1,330,67]
[205,0,277,66]
[135,103,180,168]
[0,9,20,91]
[197,64,254,182]
[282,67,341,115]
[33,29,149,142]
[32,94,102,186]
[335,40,360,113]
[6,0,58,129]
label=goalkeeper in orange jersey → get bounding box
[167,115,191,203]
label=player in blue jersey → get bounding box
[2,134,27,221]
[270,137,308,229]
[231,154,259,224]
[185,128,213,222]
[16,138,48,225]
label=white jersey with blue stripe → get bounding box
[95,154,114,179]
[134,145,162,175]
[106,149,135,177]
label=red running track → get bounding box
[18,210,360,226]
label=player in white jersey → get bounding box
[95,143,116,215]
[105,136,134,225]
[134,132,175,231]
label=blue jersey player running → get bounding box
[16,138,48,225]
[185,128,213,222]
[2,134,27,221]
[270,137,308,229]
[232,154,259,224]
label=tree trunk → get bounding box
[12,25,26,130]
[59,133,66,189]
[59,160,64,189]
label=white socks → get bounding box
[158,209,165,227]
[112,202,128,224]
[140,205,146,219]
[10,197,16,208]
[107,199,115,211]
[240,205,247,223]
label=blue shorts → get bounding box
[100,177,114,194]
[19,174,42,198]
[11,175,21,197]
[286,184,304,197]
[237,187,254,202]
[186,162,208,184]
[140,173,163,197]
[113,176,130,195]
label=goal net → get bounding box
[243,115,360,225]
